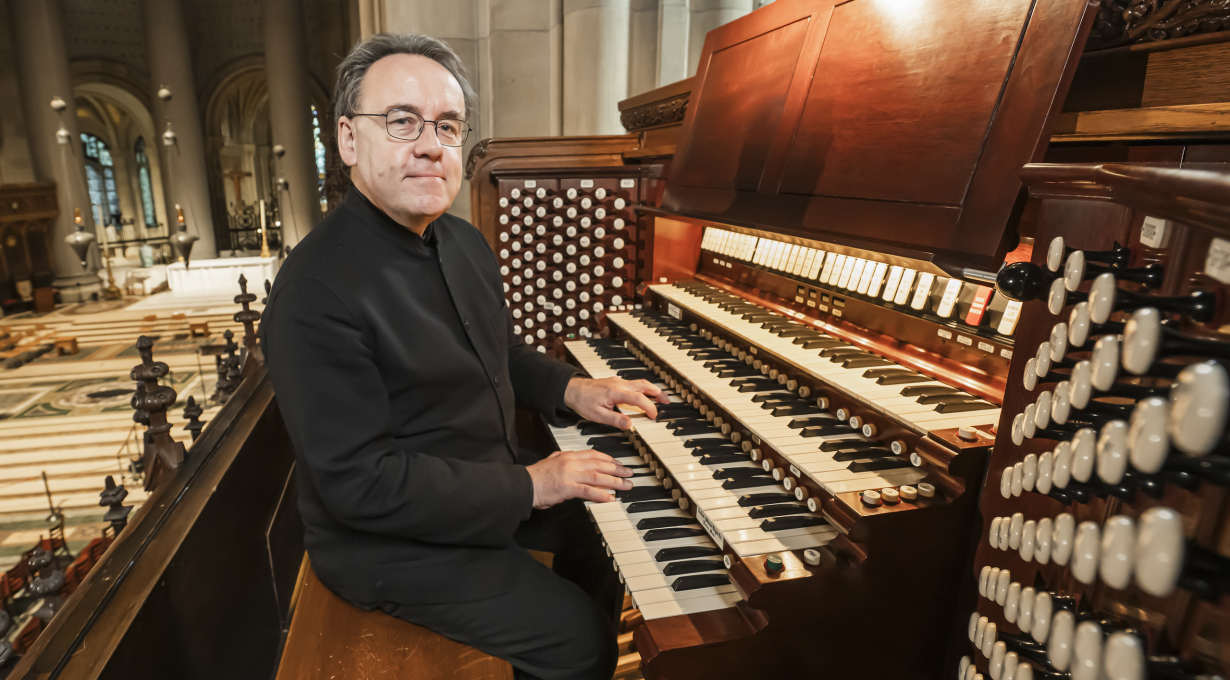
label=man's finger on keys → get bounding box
[585,472,633,490]
[634,379,670,404]
[593,460,633,477]
[579,485,616,503]
[628,391,659,420]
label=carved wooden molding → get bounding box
[619,93,690,132]
[464,138,492,180]
[1088,0,1230,51]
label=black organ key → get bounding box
[671,574,731,591]
[636,516,700,530]
[752,392,794,403]
[711,467,770,480]
[842,357,894,369]
[737,381,783,392]
[630,471,657,477]
[617,487,673,502]
[832,447,896,461]
[626,500,678,513]
[847,458,914,473]
[800,425,858,438]
[667,419,710,431]
[673,424,722,436]
[655,546,722,562]
[777,328,819,338]
[934,400,998,413]
[900,385,960,397]
[738,493,796,507]
[699,453,751,465]
[761,516,828,531]
[686,438,735,449]
[748,504,811,519]
[605,358,644,368]
[878,374,934,385]
[820,348,865,358]
[800,338,848,349]
[718,368,759,378]
[617,369,658,381]
[759,397,800,409]
[862,368,917,380]
[819,440,881,452]
[722,477,778,490]
[662,559,727,576]
[916,393,979,405]
[772,404,825,417]
[643,528,708,541]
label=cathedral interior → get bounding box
[0,0,1228,678]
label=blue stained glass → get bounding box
[135,137,157,229]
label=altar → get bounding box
[166,256,279,296]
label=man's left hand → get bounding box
[564,376,671,430]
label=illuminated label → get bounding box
[581,179,594,188]
[1205,238,1230,284]
[965,286,994,326]
[525,180,538,188]
[1140,216,1167,248]
[957,335,973,346]
[620,179,636,188]
[937,329,953,339]
[978,341,994,353]
[668,303,682,320]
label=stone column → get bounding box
[563,0,631,135]
[628,0,659,97]
[7,0,100,296]
[142,0,218,260]
[265,0,323,248]
[688,0,754,76]
[656,0,689,87]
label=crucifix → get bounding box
[221,167,253,207]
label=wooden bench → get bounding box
[275,558,514,680]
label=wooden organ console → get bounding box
[470,1,1230,679]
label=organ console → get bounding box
[469,2,1230,679]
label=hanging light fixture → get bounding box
[64,208,96,269]
[169,205,199,268]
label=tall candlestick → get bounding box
[259,199,270,258]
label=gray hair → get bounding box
[334,33,477,124]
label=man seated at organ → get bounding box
[260,33,669,680]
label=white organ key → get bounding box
[807,251,826,279]
[837,257,859,288]
[825,254,847,285]
[861,259,880,293]
[998,301,1023,335]
[937,278,964,318]
[819,253,838,282]
[910,273,936,310]
[857,261,879,294]
[785,245,802,273]
[795,248,814,277]
[772,241,789,269]
[846,259,867,290]
[893,269,918,305]
[881,265,904,301]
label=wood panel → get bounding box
[1053,102,1230,141]
[275,560,513,680]
[1144,42,1230,107]
[662,0,1099,276]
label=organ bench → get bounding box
[274,558,514,680]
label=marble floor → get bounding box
[0,290,260,569]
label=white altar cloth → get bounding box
[166,256,279,296]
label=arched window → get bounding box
[81,133,120,227]
[134,137,157,230]
[311,104,327,212]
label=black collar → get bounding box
[346,185,441,255]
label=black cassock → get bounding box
[261,187,618,680]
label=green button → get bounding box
[764,554,784,573]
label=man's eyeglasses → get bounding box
[352,109,471,147]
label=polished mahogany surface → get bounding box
[662,0,1100,276]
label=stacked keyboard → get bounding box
[650,281,1002,435]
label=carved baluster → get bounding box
[99,475,132,534]
[131,336,185,491]
[182,396,204,441]
[234,274,263,364]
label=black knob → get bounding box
[996,261,1054,302]
[1089,273,1217,324]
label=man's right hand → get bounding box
[525,449,634,509]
